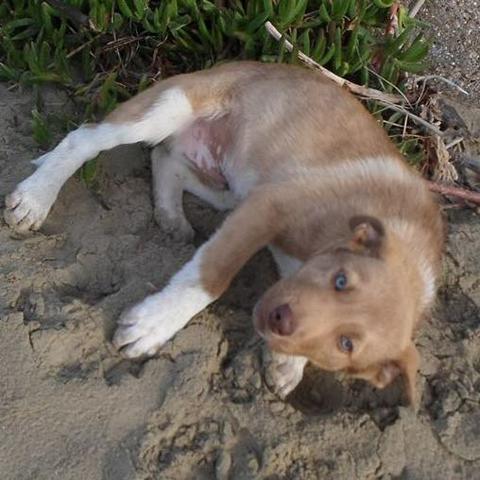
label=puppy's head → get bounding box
[254,216,421,405]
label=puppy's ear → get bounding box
[371,343,420,408]
[348,215,385,257]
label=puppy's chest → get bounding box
[174,115,235,188]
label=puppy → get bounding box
[4,62,443,405]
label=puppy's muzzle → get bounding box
[266,303,296,336]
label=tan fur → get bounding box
[4,59,444,405]
[101,62,445,404]
[105,62,265,123]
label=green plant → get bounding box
[31,108,53,148]
[0,0,431,169]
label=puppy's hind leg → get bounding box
[151,144,194,242]
[4,87,194,233]
[182,169,237,212]
[152,145,237,242]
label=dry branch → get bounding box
[409,0,426,18]
[45,0,98,31]
[427,181,480,205]
[385,3,400,36]
[264,21,403,105]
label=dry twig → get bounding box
[45,0,98,31]
[445,137,464,150]
[413,75,469,96]
[427,181,480,205]
[385,3,400,36]
[431,135,458,183]
[386,103,443,136]
[264,21,444,136]
[409,0,426,18]
[264,21,402,104]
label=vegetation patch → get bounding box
[1,0,476,203]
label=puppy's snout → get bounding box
[267,303,295,336]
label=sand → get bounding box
[1,3,480,478]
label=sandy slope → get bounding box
[1,6,480,477]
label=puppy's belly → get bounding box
[174,117,231,189]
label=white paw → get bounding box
[264,352,308,398]
[112,298,178,358]
[112,281,210,358]
[113,245,214,358]
[4,174,57,232]
[154,207,195,243]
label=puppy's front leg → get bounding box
[113,242,215,357]
[264,352,308,398]
[113,190,282,358]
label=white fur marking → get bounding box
[268,246,303,278]
[227,168,259,199]
[418,259,436,307]
[388,218,436,308]
[5,124,122,231]
[265,352,308,398]
[287,156,411,186]
[113,244,214,358]
[139,87,194,145]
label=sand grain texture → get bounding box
[2,5,480,477]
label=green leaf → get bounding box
[311,29,327,61]
[346,24,359,59]
[373,0,395,7]
[385,24,415,55]
[31,109,53,148]
[394,58,426,73]
[80,158,98,186]
[0,62,20,81]
[398,34,429,63]
[319,3,331,23]
[117,0,134,19]
[282,0,308,25]
[332,0,351,21]
[300,30,310,56]
[41,2,54,35]
[334,26,342,70]
[133,0,148,21]
[360,65,369,85]
[262,0,274,16]
[3,17,34,35]
[10,25,39,41]
[246,11,270,34]
[319,43,336,66]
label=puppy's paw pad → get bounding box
[154,208,194,243]
[113,302,173,358]
[264,354,307,399]
[121,337,163,359]
[4,179,55,232]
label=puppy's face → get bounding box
[254,217,420,403]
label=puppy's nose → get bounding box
[267,304,295,336]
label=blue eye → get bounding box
[339,335,353,353]
[334,271,348,291]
